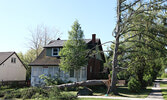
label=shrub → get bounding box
[21,87,47,99]
[60,92,77,100]
[128,77,141,93]
[48,86,61,99]
[40,74,65,86]
[161,73,167,78]
[143,74,153,86]
[3,93,13,99]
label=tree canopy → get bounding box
[59,20,88,74]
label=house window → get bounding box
[52,48,59,56]
[11,57,16,63]
[82,67,86,78]
[70,69,74,77]
[33,67,38,76]
[90,66,92,72]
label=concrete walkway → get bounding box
[78,79,164,100]
[145,80,164,100]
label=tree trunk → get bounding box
[110,36,119,94]
[109,0,121,94]
[46,80,109,89]
[76,69,79,82]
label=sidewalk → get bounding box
[145,80,164,100]
[78,79,164,100]
[78,96,143,100]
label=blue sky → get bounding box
[0,0,117,54]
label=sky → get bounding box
[0,0,117,54]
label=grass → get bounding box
[160,81,167,100]
[78,98,118,100]
[115,86,152,98]
[86,85,151,98]
[0,85,152,99]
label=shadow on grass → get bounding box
[115,86,152,98]
[87,85,151,98]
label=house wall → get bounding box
[96,46,102,61]
[31,66,87,86]
[46,48,52,56]
[87,58,102,80]
[0,54,26,81]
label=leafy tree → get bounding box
[109,0,166,94]
[18,49,36,80]
[59,20,88,81]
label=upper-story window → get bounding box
[11,57,16,63]
[52,48,59,56]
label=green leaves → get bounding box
[59,20,88,72]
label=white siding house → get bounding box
[31,66,87,86]
[29,34,105,86]
[0,52,26,81]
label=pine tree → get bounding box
[59,20,87,81]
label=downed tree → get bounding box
[44,75,111,94]
[57,80,109,89]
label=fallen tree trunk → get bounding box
[57,80,108,89]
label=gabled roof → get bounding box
[44,39,100,48]
[30,38,105,66]
[0,52,14,65]
[0,52,27,69]
[29,49,60,66]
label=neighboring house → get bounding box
[29,34,105,86]
[0,52,26,81]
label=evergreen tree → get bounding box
[59,20,87,81]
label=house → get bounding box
[0,52,26,82]
[29,34,105,86]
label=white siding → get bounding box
[31,66,87,86]
[0,54,26,81]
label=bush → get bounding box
[3,93,13,99]
[48,86,61,99]
[21,87,47,99]
[40,74,65,86]
[161,73,167,78]
[128,77,141,93]
[143,74,153,86]
[0,86,77,100]
[60,92,77,100]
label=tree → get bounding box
[18,49,36,80]
[27,24,62,57]
[109,0,167,94]
[59,20,88,81]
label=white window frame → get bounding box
[52,48,59,56]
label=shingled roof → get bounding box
[0,52,14,65]
[44,39,99,48]
[30,37,105,66]
[29,49,60,66]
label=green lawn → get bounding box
[0,85,152,99]
[113,86,151,98]
[160,82,167,100]
[78,98,118,100]
[85,85,151,98]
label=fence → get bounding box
[0,80,30,87]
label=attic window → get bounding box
[11,57,16,63]
[52,48,59,56]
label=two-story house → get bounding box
[29,34,105,86]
